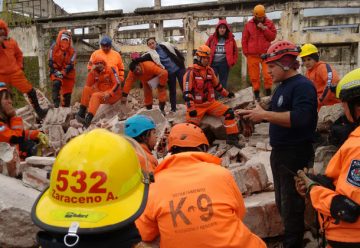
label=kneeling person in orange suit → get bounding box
[296,68,360,248]
[0,83,48,159]
[122,60,168,115]
[136,123,266,248]
[183,44,241,147]
[125,114,158,172]
[76,55,122,128]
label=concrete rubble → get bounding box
[0,142,21,178]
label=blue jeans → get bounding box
[211,60,230,89]
[168,68,185,112]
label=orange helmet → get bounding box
[253,4,266,18]
[167,123,209,151]
[92,54,107,65]
[195,45,211,57]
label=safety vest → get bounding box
[190,67,215,104]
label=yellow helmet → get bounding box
[299,43,318,58]
[253,4,266,18]
[336,68,360,101]
[32,129,150,237]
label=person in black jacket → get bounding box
[146,37,185,113]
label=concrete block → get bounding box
[22,167,50,191]
[25,156,55,168]
[245,151,273,183]
[222,87,254,109]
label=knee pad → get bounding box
[224,108,235,120]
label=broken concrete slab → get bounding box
[222,87,255,109]
[245,151,273,183]
[93,100,129,122]
[317,103,344,132]
[43,107,72,128]
[22,167,50,191]
[243,191,283,238]
[16,105,36,129]
[46,125,65,151]
[25,156,55,168]
[242,163,269,194]
[0,174,40,248]
[0,143,21,178]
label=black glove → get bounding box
[330,195,360,223]
[330,85,337,93]
[189,110,197,117]
[228,92,235,98]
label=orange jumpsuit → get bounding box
[0,20,33,94]
[88,49,124,81]
[0,116,39,158]
[124,61,168,107]
[310,126,360,244]
[139,143,158,172]
[305,61,340,110]
[136,152,266,248]
[80,66,122,115]
[48,30,76,96]
[183,64,239,135]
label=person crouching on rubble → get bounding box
[76,54,122,128]
[0,83,49,159]
[125,114,158,172]
[183,44,243,148]
[135,122,266,248]
[295,68,360,248]
[32,129,155,248]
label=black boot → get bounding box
[254,90,260,102]
[52,80,61,108]
[265,88,272,96]
[159,102,166,116]
[76,105,87,124]
[27,88,48,119]
[84,113,94,128]
[145,104,153,110]
[226,134,245,149]
[62,93,71,107]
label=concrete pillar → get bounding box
[98,0,104,13]
[154,0,161,9]
[36,25,47,90]
[184,15,198,66]
[155,21,164,42]
[279,3,292,40]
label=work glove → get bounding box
[227,92,235,98]
[54,70,63,79]
[189,110,197,117]
[37,132,49,147]
[296,168,318,196]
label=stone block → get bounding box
[242,163,269,194]
[0,174,41,248]
[243,192,283,238]
[222,87,254,109]
[25,156,55,168]
[317,103,344,132]
[229,167,247,193]
[245,151,272,183]
[0,143,21,178]
[22,167,50,191]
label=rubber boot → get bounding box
[62,93,71,107]
[27,88,48,119]
[52,80,61,108]
[265,88,272,97]
[76,105,87,124]
[254,90,260,102]
[226,133,245,149]
[159,102,166,116]
[84,113,94,128]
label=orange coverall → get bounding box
[48,30,76,96]
[88,49,125,81]
[80,66,122,115]
[0,20,33,93]
[123,61,168,107]
[136,152,266,248]
[0,116,39,158]
[305,61,340,110]
[310,126,360,244]
[183,64,239,135]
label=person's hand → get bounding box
[235,102,266,123]
[296,168,318,195]
[257,22,267,30]
[121,96,127,104]
[227,92,235,98]
[37,132,49,147]
[54,70,63,79]
[189,110,197,117]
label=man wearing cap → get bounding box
[88,35,124,82]
[242,4,277,100]
[237,40,317,248]
[0,19,47,119]
[48,30,76,108]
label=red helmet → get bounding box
[262,40,301,63]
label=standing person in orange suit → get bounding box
[122,60,168,115]
[300,43,341,111]
[242,4,277,100]
[0,19,47,119]
[296,68,360,248]
[136,123,266,248]
[76,54,122,128]
[48,30,76,108]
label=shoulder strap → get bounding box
[319,64,333,102]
